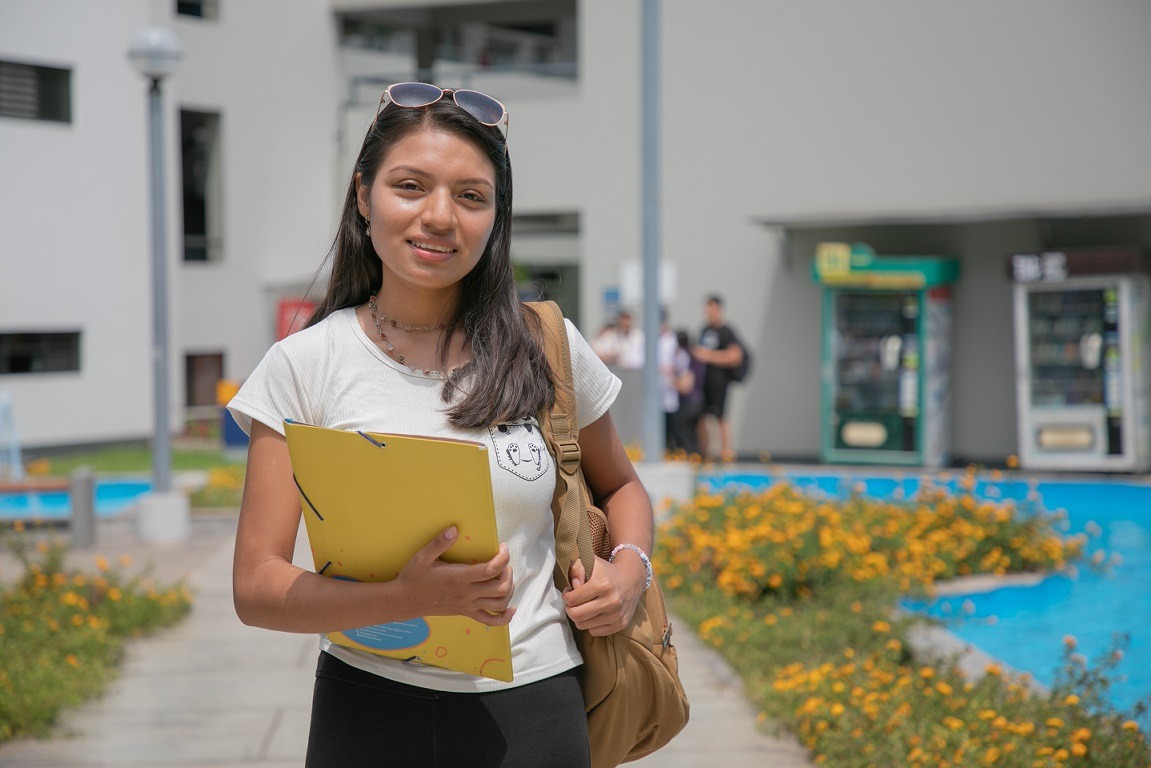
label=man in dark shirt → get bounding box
[693,294,744,461]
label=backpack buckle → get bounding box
[556,439,582,475]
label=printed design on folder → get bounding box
[489,416,550,481]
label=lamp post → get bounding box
[129,27,189,542]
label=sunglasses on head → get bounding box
[376,82,509,141]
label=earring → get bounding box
[365,223,372,237]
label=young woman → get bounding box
[227,83,654,767]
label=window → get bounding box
[0,60,71,123]
[0,332,81,374]
[180,109,223,261]
[185,352,224,407]
[176,0,219,19]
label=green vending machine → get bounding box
[813,242,961,467]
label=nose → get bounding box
[421,187,456,232]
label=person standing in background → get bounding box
[591,309,644,370]
[671,329,703,455]
[693,294,743,461]
[657,309,686,454]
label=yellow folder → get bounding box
[283,420,513,682]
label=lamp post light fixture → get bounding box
[128,27,189,542]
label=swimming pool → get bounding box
[703,469,1151,717]
[0,479,152,520]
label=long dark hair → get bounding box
[306,95,553,428]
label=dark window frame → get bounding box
[0,59,72,124]
[176,0,219,20]
[0,331,82,375]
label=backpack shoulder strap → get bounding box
[526,301,596,585]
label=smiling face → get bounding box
[356,127,497,304]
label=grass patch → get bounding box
[23,445,247,510]
[657,472,1151,767]
[26,445,243,477]
[0,524,192,743]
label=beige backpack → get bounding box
[530,300,690,767]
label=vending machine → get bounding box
[1008,246,1151,472]
[813,242,961,467]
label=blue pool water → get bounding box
[704,470,1151,717]
[0,479,152,520]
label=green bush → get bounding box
[0,525,192,743]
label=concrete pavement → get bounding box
[0,512,814,767]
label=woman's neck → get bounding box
[372,285,458,329]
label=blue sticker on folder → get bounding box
[343,619,431,651]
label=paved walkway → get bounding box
[0,513,814,768]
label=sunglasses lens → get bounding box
[453,89,506,126]
[388,82,444,108]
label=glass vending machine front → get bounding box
[1021,284,1124,461]
[830,290,920,457]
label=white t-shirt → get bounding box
[228,307,621,692]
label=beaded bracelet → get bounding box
[609,543,653,591]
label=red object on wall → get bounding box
[276,298,316,340]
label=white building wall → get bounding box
[0,0,344,448]
[0,2,156,447]
[4,0,1151,463]
[172,1,343,380]
[652,0,1151,461]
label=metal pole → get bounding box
[70,466,95,548]
[640,0,663,464]
[147,78,172,494]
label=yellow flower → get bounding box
[872,620,891,633]
[1122,720,1140,731]
[1063,694,1079,706]
[107,587,122,602]
[1046,716,1065,729]
[1071,743,1087,757]
[66,654,79,667]
[1071,727,1090,742]
[95,556,109,571]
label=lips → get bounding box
[408,239,457,261]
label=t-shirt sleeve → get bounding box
[719,326,739,349]
[565,319,622,429]
[227,342,315,437]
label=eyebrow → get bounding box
[387,165,494,189]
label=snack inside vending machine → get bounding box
[813,242,961,467]
[1008,246,1151,472]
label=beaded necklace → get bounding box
[368,294,453,378]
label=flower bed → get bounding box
[656,474,1150,767]
[0,523,192,743]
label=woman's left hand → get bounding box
[561,555,645,637]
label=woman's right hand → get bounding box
[396,526,516,627]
